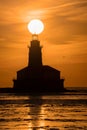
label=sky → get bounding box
[0,0,87,88]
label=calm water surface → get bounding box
[0,88,87,130]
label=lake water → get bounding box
[0,88,87,130]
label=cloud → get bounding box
[0,0,87,24]
[0,38,6,41]
[0,0,87,45]
[40,0,87,22]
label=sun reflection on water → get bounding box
[0,93,87,130]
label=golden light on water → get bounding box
[28,19,44,34]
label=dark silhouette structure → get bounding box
[13,35,65,93]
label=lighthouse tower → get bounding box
[29,34,42,67]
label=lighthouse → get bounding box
[13,19,65,93]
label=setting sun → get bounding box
[28,19,44,34]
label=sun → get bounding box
[28,19,44,35]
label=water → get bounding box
[0,88,87,130]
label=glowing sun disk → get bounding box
[28,19,44,34]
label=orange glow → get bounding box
[0,0,87,87]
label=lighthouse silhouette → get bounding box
[13,20,65,93]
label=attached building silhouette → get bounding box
[13,35,65,93]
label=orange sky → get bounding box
[0,0,87,88]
